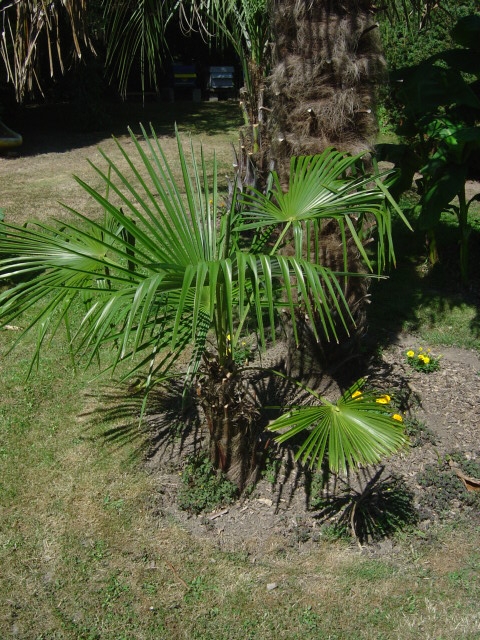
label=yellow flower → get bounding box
[423,356,430,364]
[418,354,425,361]
[351,390,362,399]
[392,414,403,423]
[406,350,415,358]
[226,334,231,341]
[376,394,391,404]
[419,347,423,352]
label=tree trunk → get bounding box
[198,356,260,489]
[266,0,385,184]
[262,0,385,358]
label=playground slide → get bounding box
[0,120,22,148]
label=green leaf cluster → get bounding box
[377,14,480,282]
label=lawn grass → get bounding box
[367,200,480,352]
[1,104,480,638]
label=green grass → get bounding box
[1,331,478,638]
[367,204,480,352]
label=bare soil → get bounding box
[145,336,480,557]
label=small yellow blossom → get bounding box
[351,390,362,399]
[423,356,430,364]
[418,354,425,361]
[376,394,391,404]
[407,350,415,358]
[392,414,403,423]
[226,334,231,341]
[419,347,423,352]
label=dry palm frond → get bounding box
[0,0,93,102]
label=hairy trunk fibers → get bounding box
[198,357,261,489]
[265,1,382,364]
[266,0,385,185]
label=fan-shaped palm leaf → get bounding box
[268,378,408,474]
[241,148,411,272]
[0,126,355,386]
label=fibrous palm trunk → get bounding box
[264,0,386,359]
[198,355,261,489]
[266,0,385,183]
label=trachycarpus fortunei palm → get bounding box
[0,125,409,487]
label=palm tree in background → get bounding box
[1,1,453,106]
[0,0,93,102]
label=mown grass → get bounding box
[1,103,480,639]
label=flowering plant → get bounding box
[406,347,441,373]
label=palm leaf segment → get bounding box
[269,378,408,474]
[0,126,398,390]
[241,148,411,273]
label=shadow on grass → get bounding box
[365,214,480,352]
[4,99,243,157]
[80,379,203,464]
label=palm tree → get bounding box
[0,126,408,486]
[0,1,449,105]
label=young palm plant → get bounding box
[0,125,408,487]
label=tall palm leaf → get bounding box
[103,0,172,97]
[0,0,92,102]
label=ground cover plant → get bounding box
[1,103,480,639]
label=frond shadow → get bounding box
[311,465,418,544]
[80,378,202,463]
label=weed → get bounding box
[261,448,282,485]
[404,417,437,447]
[177,454,238,514]
[299,605,322,631]
[102,573,130,608]
[103,495,125,512]
[232,337,254,366]
[417,454,480,517]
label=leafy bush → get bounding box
[378,14,480,283]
